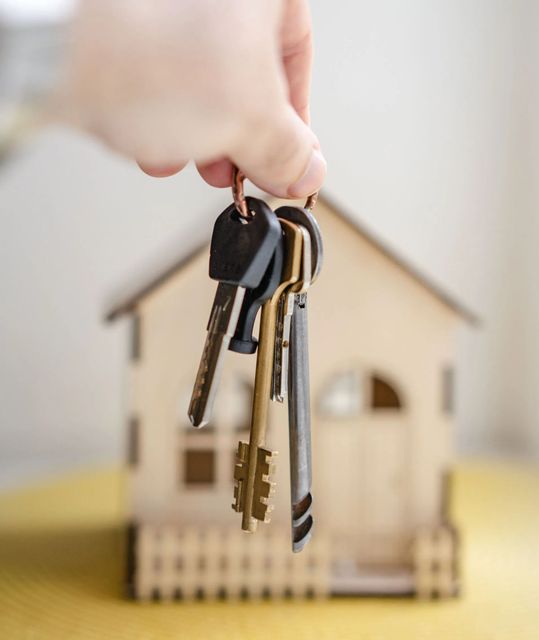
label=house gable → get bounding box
[105,193,478,325]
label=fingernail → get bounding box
[137,162,186,178]
[288,149,326,198]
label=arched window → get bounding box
[318,370,362,418]
[370,375,402,410]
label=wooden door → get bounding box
[355,415,410,564]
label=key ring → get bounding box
[232,166,251,219]
[304,191,318,211]
[232,166,318,219]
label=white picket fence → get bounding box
[135,524,330,600]
[412,525,459,599]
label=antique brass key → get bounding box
[233,219,304,532]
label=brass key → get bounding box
[233,219,304,532]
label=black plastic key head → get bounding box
[229,233,285,354]
[209,197,281,289]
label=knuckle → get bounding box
[264,126,311,183]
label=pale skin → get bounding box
[61,0,326,198]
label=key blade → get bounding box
[232,441,249,512]
[271,295,285,402]
[290,226,312,295]
[292,496,313,553]
[189,283,245,427]
[271,293,295,402]
[288,293,314,551]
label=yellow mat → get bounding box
[0,461,538,639]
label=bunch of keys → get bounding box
[188,168,323,552]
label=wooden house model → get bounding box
[107,194,476,601]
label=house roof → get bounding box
[106,192,479,324]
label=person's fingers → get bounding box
[137,161,188,178]
[280,0,313,124]
[196,158,233,188]
[230,0,323,198]
[232,103,326,198]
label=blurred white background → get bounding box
[0,0,538,487]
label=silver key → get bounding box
[188,283,245,427]
[271,291,294,402]
[271,227,312,402]
[274,205,323,552]
[288,293,313,551]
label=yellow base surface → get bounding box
[0,461,538,639]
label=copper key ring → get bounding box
[232,166,318,219]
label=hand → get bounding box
[60,0,326,198]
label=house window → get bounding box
[131,313,141,361]
[127,416,139,466]
[184,449,215,485]
[318,370,362,418]
[442,367,454,414]
[371,375,402,410]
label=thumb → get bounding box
[231,102,326,199]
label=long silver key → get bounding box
[275,205,323,552]
[286,229,314,551]
[189,198,281,427]
[289,293,313,551]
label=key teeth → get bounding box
[252,448,277,523]
[232,445,278,524]
[263,449,277,464]
[253,498,274,523]
[232,481,244,512]
[257,479,276,499]
[232,441,249,513]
